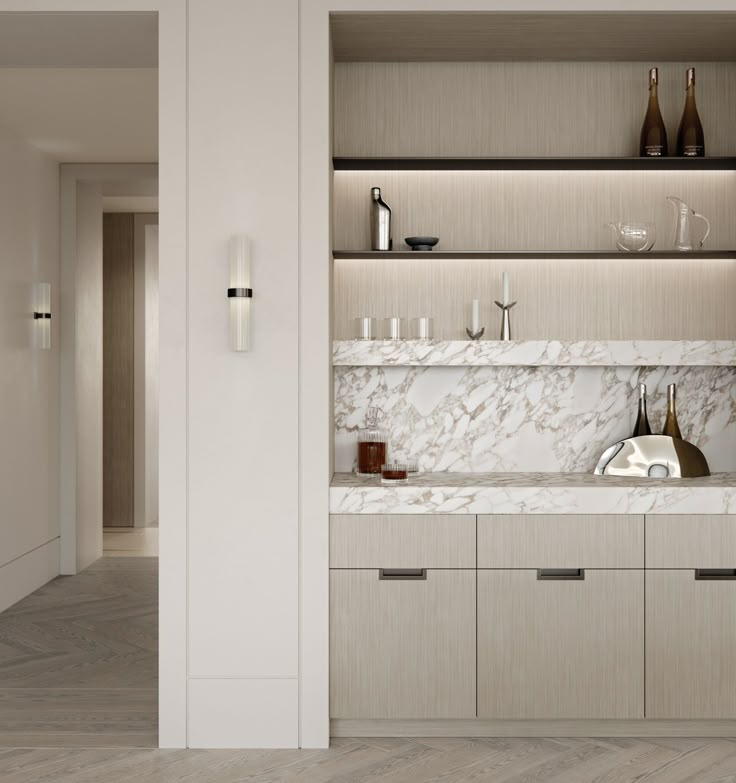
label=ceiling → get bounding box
[0,68,157,162]
[331,12,736,62]
[0,12,157,163]
[102,196,159,213]
[0,12,157,68]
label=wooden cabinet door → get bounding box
[478,569,644,719]
[330,569,475,719]
[647,569,736,718]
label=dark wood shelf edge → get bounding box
[334,250,736,260]
[333,157,736,171]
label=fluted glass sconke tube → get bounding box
[228,235,252,351]
[33,282,51,350]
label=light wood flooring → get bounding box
[103,528,159,558]
[0,557,157,748]
[2,560,736,781]
[1,737,736,782]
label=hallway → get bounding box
[0,557,157,748]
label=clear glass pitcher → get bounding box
[667,196,710,251]
[607,222,656,252]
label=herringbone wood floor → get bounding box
[1,737,736,782]
[0,557,157,748]
[1,559,736,781]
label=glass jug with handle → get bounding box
[667,196,710,251]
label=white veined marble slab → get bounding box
[333,340,736,367]
[330,472,736,515]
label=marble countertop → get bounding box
[330,472,736,514]
[333,340,736,367]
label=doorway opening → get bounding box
[0,11,160,747]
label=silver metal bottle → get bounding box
[370,187,392,251]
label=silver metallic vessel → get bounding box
[370,187,392,251]
[594,434,710,478]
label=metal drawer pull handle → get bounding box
[379,568,427,581]
[537,568,585,580]
[694,569,736,580]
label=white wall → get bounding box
[186,0,299,748]
[0,123,60,612]
[74,182,103,571]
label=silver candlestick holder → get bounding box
[494,300,517,341]
[465,326,485,341]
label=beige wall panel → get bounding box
[75,182,104,568]
[478,569,644,719]
[103,213,135,527]
[333,256,736,340]
[330,569,475,719]
[334,62,736,157]
[478,514,643,569]
[646,569,736,718]
[330,514,475,568]
[334,170,736,252]
[646,514,736,569]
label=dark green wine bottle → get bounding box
[640,68,668,157]
[632,383,652,437]
[676,68,705,157]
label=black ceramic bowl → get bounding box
[404,236,439,251]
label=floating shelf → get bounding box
[334,250,736,260]
[333,340,736,367]
[333,156,736,171]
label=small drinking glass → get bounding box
[411,317,434,340]
[383,317,407,340]
[354,317,377,340]
[381,463,409,484]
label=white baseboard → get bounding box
[188,679,299,748]
[0,538,60,613]
[331,718,736,738]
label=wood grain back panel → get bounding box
[331,13,736,63]
[334,61,736,157]
[333,255,736,340]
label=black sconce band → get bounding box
[227,288,253,298]
[34,312,52,319]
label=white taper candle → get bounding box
[502,271,510,306]
[471,299,479,333]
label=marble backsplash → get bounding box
[334,365,736,473]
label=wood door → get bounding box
[646,569,736,718]
[478,569,644,719]
[103,212,135,527]
[330,569,475,719]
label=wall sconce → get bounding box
[228,235,252,351]
[33,282,51,350]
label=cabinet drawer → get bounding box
[330,569,476,719]
[478,569,644,719]
[646,569,736,718]
[478,514,643,568]
[646,515,736,568]
[330,514,475,568]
